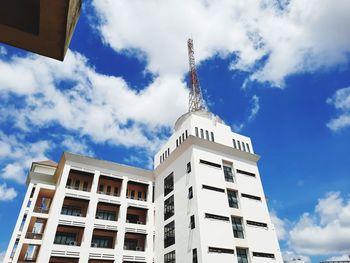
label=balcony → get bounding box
[126,181,148,202]
[54,225,84,246]
[61,197,89,217]
[50,257,79,263]
[97,176,122,197]
[95,202,120,221]
[91,229,117,249]
[66,169,94,192]
[126,206,147,225]
[33,189,54,214]
[124,233,146,251]
[25,217,46,240]
[18,244,40,262]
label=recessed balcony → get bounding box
[126,206,147,225]
[33,189,54,214]
[61,197,89,217]
[126,181,148,202]
[91,229,117,249]
[97,176,122,197]
[49,257,79,263]
[124,233,146,251]
[54,225,84,246]
[25,217,46,240]
[18,244,40,262]
[95,202,120,221]
[66,169,94,192]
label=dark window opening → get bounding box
[246,220,268,228]
[199,159,221,168]
[232,217,244,239]
[190,215,195,229]
[192,248,198,263]
[208,247,234,254]
[241,193,261,201]
[237,248,249,263]
[205,213,230,221]
[252,252,275,258]
[164,221,175,248]
[164,195,174,220]
[188,187,193,199]
[186,162,191,173]
[164,173,174,196]
[236,169,256,177]
[164,250,175,263]
[202,185,225,193]
[211,132,215,142]
[227,190,239,208]
[223,166,234,182]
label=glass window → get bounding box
[61,206,82,216]
[187,162,191,173]
[164,195,174,220]
[237,248,249,263]
[185,130,188,138]
[98,184,104,193]
[83,181,88,191]
[246,143,251,153]
[227,190,238,208]
[242,142,246,152]
[200,129,204,138]
[232,217,244,239]
[188,187,193,199]
[195,127,199,137]
[74,180,80,190]
[223,166,234,182]
[232,139,237,149]
[164,221,175,248]
[106,186,111,195]
[54,232,76,245]
[211,132,215,142]
[164,250,176,263]
[130,190,135,199]
[192,248,198,263]
[237,140,242,150]
[91,236,113,248]
[96,210,116,221]
[190,215,195,229]
[205,130,209,140]
[113,187,119,196]
[164,173,174,196]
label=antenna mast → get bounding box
[187,38,206,112]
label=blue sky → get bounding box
[1,0,350,262]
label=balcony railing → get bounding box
[124,244,144,251]
[66,185,90,192]
[25,232,43,240]
[33,207,49,214]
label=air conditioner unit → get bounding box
[69,241,77,246]
[136,246,142,251]
[91,243,98,247]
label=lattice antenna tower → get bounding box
[187,38,206,112]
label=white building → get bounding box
[4,39,283,263]
[4,110,283,263]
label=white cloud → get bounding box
[61,136,95,157]
[92,0,350,87]
[0,45,7,56]
[0,132,51,183]
[327,255,350,261]
[327,87,350,131]
[0,51,187,152]
[0,183,17,201]
[270,210,288,240]
[282,250,311,263]
[232,95,260,131]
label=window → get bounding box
[199,159,221,168]
[185,130,188,138]
[98,184,104,193]
[113,187,119,196]
[164,250,176,263]
[211,132,215,142]
[246,220,268,228]
[205,213,230,221]
[160,156,162,163]
[208,247,234,254]
[83,181,89,191]
[106,186,111,195]
[202,185,225,193]
[168,148,170,156]
[236,169,256,177]
[190,215,195,229]
[195,127,199,137]
[96,210,116,221]
[192,248,198,263]
[227,190,239,208]
[91,236,113,248]
[66,179,72,187]
[232,217,244,238]
[253,252,275,258]
[74,180,80,190]
[176,139,178,147]
[164,221,175,248]
[54,232,76,245]
[232,139,237,149]
[205,130,209,140]
[246,143,251,153]
[164,173,174,196]
[223,165,234,182]
[182,133,185,141]
[61,206,81,216]
[242,143,246,152]
[188,187,193,199]
[187,162,191,173]
[237,248,249,263]
[200,129,204,138]
[237,141,242,150]
[179,136,182,144]
[241,193,261,201]
[164,195,174,220]
[130,190,135,199]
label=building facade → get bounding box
[4,109,283,263]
